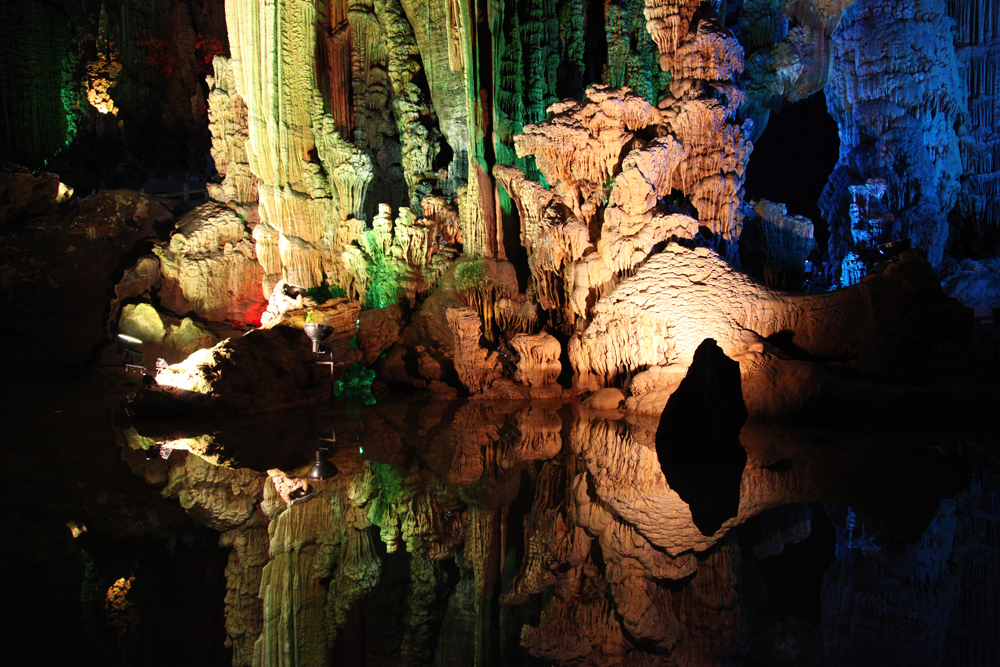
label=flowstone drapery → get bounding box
[226,0,374,297]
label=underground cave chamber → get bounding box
[1,0,999,665]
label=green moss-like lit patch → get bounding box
[366,462,408,527]
[335,361,376,407]
[359,229,403,310]
[306,283,348,303]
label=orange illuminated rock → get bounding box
[446,307,503,395]
[509,332,562,388]
[572,243,972,417]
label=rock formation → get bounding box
[821,0,966,272]
[206,56,260,209]
[136,322,361,416]
[948,0,1000,255]
[750,199,816,290]
[154,201,268,325]
[571,242,973,417]
[226,0,374,298]
[117,302,220,366]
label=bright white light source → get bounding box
[118,333,142,344]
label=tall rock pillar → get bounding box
[226,0,374,296]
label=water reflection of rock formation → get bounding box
[122,397,991,666]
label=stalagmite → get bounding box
[509,332,562,389]
[446,307,503,394]
[343,203,460,308]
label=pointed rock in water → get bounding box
[656,338,747,536]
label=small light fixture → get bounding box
[307,447,338,481]
[284,283,309,298]
[117,332,145,371]
[304,323,334,354]
[878,238,910,259]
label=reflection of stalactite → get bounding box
[823,456,1000,666]
[325,525,382,634]
[464,506,503,665]
[399,555,449,666]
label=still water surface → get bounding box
[4,382,997,666]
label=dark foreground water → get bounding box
[3,375,997,667]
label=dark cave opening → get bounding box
[743,90,840,251]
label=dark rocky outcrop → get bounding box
[656,338,748,535]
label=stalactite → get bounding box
[0,1,78,167]
[372,0,441,195]
[399,0,471,192]
[207,56,260,206]
[948,0,1000,239]
[604,0,670,104]
[226,0,374,299]
[319,0,354,138]
[458,0,497,257]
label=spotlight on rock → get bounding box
[307,447,338,481]
[117,332,145,371]
[304,323,333,354]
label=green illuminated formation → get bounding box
[365,462,409,530]
[335,361,377,405]
[604,0,671,104]
[0,2,78,167]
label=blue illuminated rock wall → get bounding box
[821,0,966,277]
